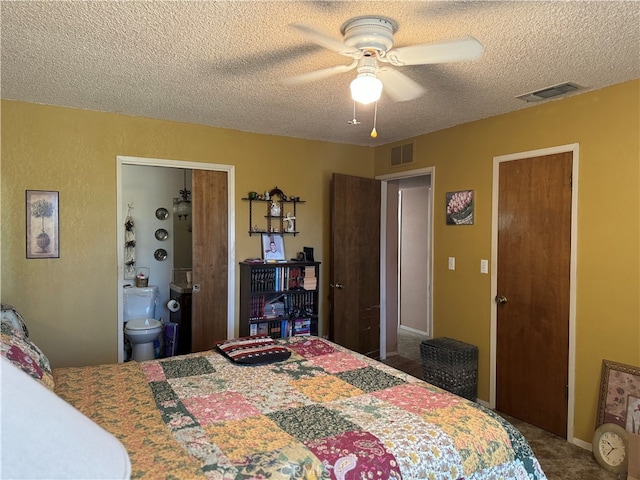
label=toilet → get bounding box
[123,286,163,362]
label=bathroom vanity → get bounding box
[169,283,192,355]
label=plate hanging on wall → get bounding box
[155,207,169,220]
[155,228,168,241]
[154,248,168,261]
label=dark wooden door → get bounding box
[191,170,228,352]
[330,173,381,357]
[496,152,572,437]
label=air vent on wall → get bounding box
[390,142,414,166]
[516,82,584,103]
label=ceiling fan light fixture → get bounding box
[350,73,383,105]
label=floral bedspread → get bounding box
[55,336,546,480]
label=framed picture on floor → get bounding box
[596,359,640,433]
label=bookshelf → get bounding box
[239,261,320,338]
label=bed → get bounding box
[1,310,547,480]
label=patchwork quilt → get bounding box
[54,336,547,480]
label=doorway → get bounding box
[490,144,579,440]
[116,156,236,362]
[378,167,434,360]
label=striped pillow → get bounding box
[215,335,291,365]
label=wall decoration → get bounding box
[597,359,640,433]
[262,233,285,261]
[446,189,474,225]
[124,204,136,279]
[26,190,59,259]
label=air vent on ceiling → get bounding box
[516,82,584,103]
[391,142,414,166]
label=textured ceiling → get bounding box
[2,1,639,147]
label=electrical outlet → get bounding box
[448,257,456,270]
[480,259,489,274]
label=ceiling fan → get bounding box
[284,16,484,104]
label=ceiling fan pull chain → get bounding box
[370,101,378,138]
[348,101,361,125]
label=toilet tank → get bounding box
[123,286,158,321]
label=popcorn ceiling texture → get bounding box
[1,1,638,146]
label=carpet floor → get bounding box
[381,353,619,480]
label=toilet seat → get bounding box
[125,318,161,331]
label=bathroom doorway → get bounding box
[116,156,235,362]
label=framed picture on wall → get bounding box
[446,190,474,225]
[596,359,640,433]
[261,233,285,261]
[26,190,59,259]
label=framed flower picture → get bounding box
[446,190,474,225]
[26,190,59,259]
[596,359,640,433]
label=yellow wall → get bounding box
[1,101,373,367]
[374,79,640,443]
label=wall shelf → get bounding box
[242,197,305,236]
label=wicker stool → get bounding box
[420,337,478,401]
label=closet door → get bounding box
[191,170,228,351]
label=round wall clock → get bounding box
[592,422,628,474]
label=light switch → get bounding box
[480,259,489,274]
[448,257,455,270]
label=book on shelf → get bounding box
[303,265,317,291]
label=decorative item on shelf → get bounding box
[270,201,281,217]
[269,186,285,199]
[284,212,296,232]
[135,267,149,287]
[262,233,285,261]
[173,169,191,221]
[248,191,257,200]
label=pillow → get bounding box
[216,335,291,365]
[1,324,54,391]
[1,303,30,337]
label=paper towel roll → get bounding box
[167,300,180,312]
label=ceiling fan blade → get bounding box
[377,68,425,102]
[290,23,362,58]
[386,36,484,66]
[283,62,357,85]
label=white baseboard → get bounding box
[398,325,429,336]
[572,437,591,451]
[476,399,491,408]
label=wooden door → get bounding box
[191,170,228,352]
[496,152,572,437]
[330,173,381,357]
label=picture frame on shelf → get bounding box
[446,189,474,225]
[26,190,59,259]
[596,359,640,433]
[262,233,285,261]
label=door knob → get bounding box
[330,283,344,289]
[495,295,507,304]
